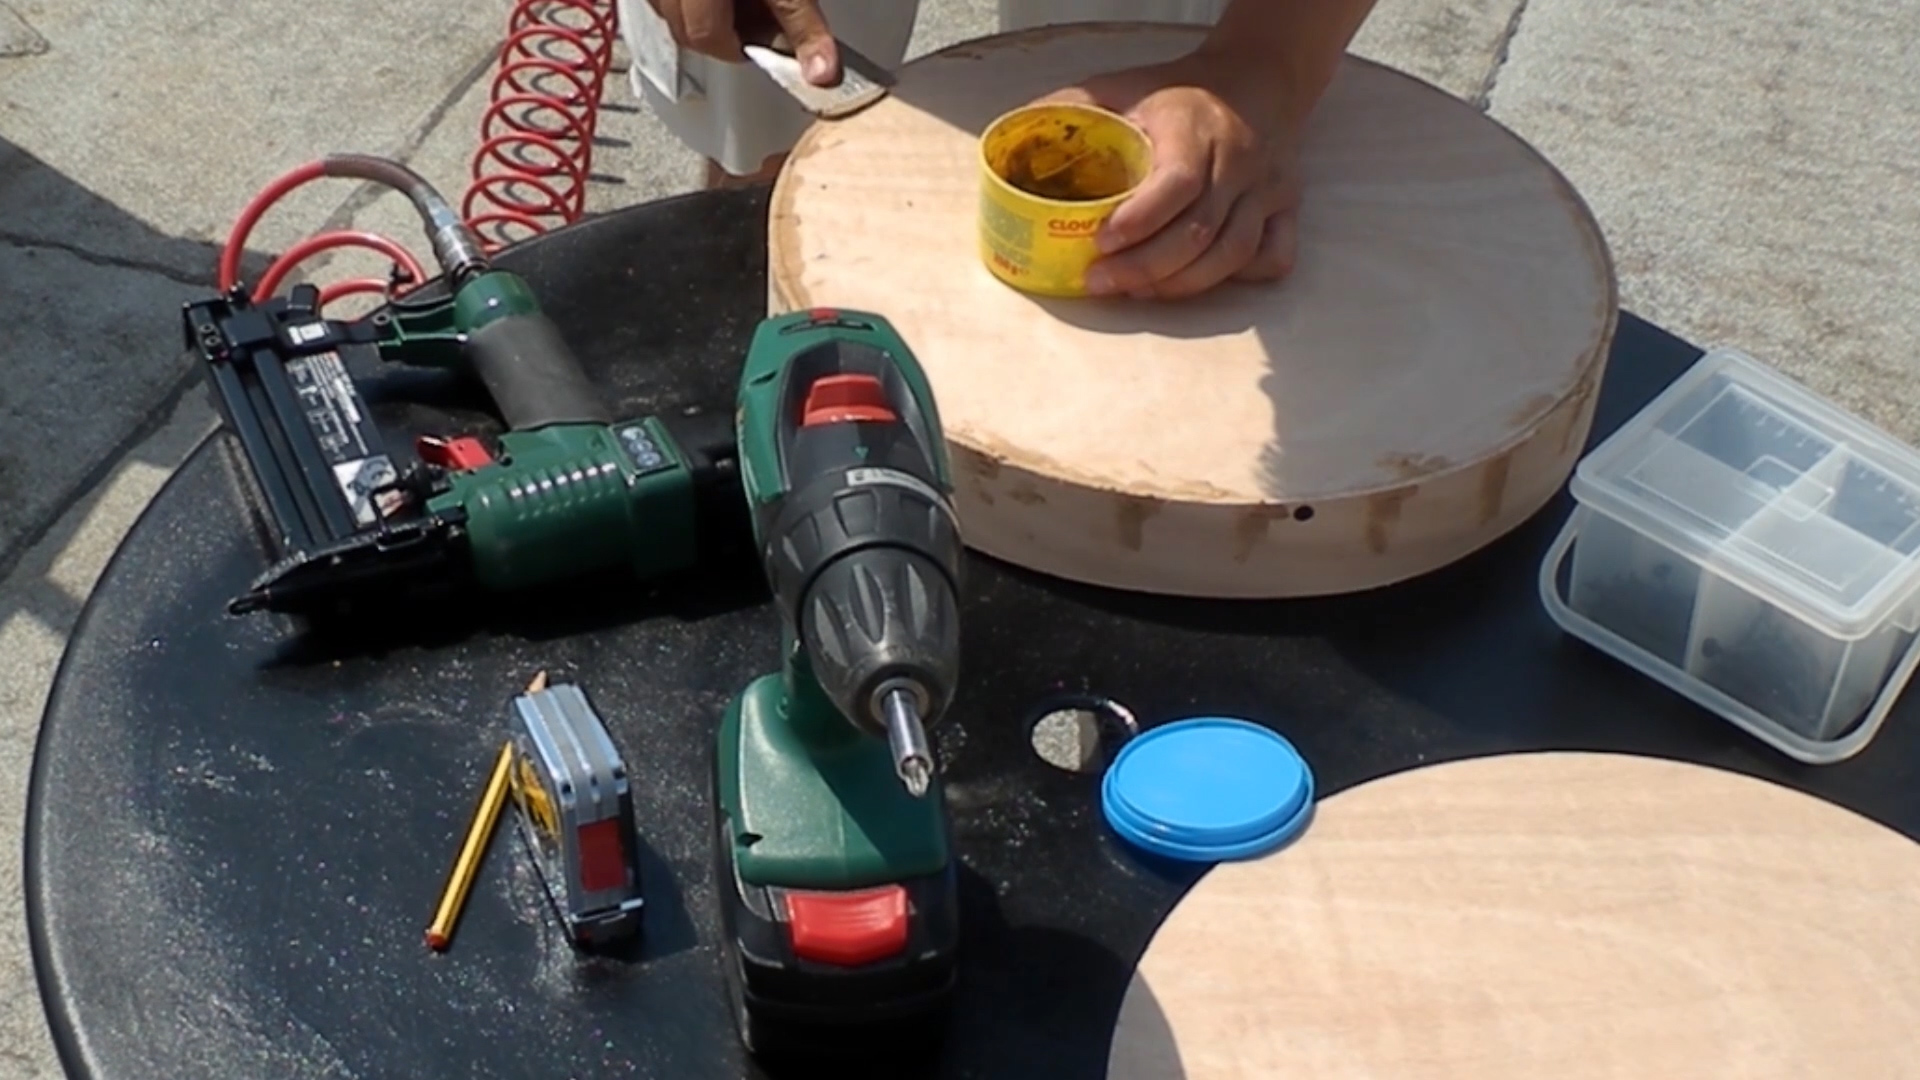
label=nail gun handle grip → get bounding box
[466,311,614,431]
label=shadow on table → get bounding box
[946,863,1147,1080]
[1099,972,1187,1080]
[255,556,772,668]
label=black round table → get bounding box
[28,185,1920,1080]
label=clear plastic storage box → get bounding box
[1540,347,1920,763]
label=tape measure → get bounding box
[506,680,645,948]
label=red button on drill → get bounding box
[416,434,493,471]
[800,374,897,428]
[783,885,909,966]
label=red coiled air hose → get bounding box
[221,0,621,311]
[462,0,619,253]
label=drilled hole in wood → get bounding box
[1028,695,1139,774]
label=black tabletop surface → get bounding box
[28,184,1920,1080]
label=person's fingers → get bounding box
[654,0,688,45]
[1086,166,1231,295]
[681,0,741,57]
[1132,191,1271,299]
[1230,165,1302,281]
[1231,209,1298,283]
[764,0,839,83]
[1091,131,1209,263]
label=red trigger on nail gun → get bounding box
[801,374,896,427]
[416,435,494,471]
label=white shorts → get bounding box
[619,0,1229,175]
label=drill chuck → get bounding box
[797,545,961,747]
[768,458,964,802]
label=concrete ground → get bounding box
[2,0,1916,1073]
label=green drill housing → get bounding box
[715,306,967,1056]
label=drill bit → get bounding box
[881,687,934,798]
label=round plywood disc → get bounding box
[1107,752,1920,1079]
[770,24,1617,597]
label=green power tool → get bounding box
[713,307,965,1057]
[188,157,735,618]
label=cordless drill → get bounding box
[712,308,965,1057]
[188,158,736,617]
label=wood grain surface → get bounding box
[770,24,1617,597]
[1108,752,1920,1078]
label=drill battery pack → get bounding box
[505,682,645,948]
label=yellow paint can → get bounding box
[977,102,1153,297]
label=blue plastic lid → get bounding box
[1101,717,1314,862]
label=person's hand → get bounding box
[648,0,841,85]
[1036,51,1310,300]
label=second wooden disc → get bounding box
[770,24,1617,597]
[1108,752,1920,1078]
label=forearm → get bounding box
[1200,0,1381,119]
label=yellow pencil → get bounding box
[426,740,515,951]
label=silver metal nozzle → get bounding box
[318,153,490,281]
[881,687,934,798]
[427,209,490,284]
